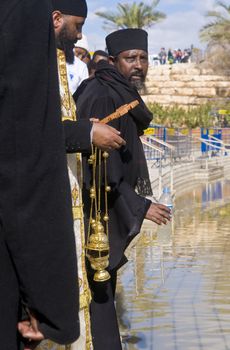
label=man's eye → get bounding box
[125,58,135,63]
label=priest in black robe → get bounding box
[0,1,80,349]
[51,0,125,155]
[74,29,171,350]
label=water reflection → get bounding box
[117,178,230,350]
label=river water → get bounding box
[117,177,230,350]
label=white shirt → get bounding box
[66,56,89,95]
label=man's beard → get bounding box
[130,79,145,91]
[129,73,145,91]
[56,26,75,64]
[64,46,75,64]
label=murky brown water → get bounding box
[117,178,230,350]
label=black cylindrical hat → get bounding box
[106,28,148,56]
[52,0,88,17]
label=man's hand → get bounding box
[145,203,171,225]
[92,122,126,151]
[18,312,44,350]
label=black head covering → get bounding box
[52,0,88,17]
[106,28,148,56]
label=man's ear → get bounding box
[108,56,115,65]
[52,10,63,30]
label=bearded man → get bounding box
[74,28,171,350]
[35,1,125,350]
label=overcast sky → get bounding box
[83,0,218,53]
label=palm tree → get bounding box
[95,0,166,30]
[199,1,230,72]
[200,1,230,45]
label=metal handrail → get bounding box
[145,135,175,151]
[208,135,230,148]
[208,135,224,144]
[195,137,225,151]
[141,138,164,154]
[177,131,225,151]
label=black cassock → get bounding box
[74,61,153,350]
[0,1,79,349]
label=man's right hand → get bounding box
[18,312,44,350]
[92,122,126,151]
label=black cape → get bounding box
[0,0,79,348]
[74,61,152,271]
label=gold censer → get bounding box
[86,149,111,282]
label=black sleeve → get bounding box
[117,181,151,239]
[0,0,79,344]
[63,119,92,153]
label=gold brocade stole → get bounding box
[57,49,76,122]
[57,49,92,350]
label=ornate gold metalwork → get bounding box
[86,220,110,282]
[57,49,77,122]
[86,145,111,282]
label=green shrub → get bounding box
[147,102,217,128]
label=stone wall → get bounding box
[142,63,230,108]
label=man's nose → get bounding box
[75,33,82,46]
[76,32,82,40]
[134,58,142,70]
